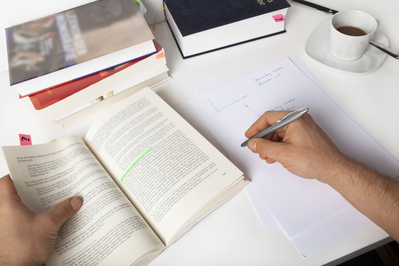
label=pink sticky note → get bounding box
[19,134,32,145]
[273,14,285,22]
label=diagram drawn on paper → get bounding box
[209,95,299,118]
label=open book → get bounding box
[1,87,249,266]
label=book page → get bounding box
[1,136,164,266]
[84,87,245,246]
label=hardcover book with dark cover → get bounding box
[165,0,291,36]
[164,0,291,58]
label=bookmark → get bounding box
[19,134,32,145]
[272,14,285,22]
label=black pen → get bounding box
[291,0,338,15]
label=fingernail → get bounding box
[248,141,256,152]
[70,197,82,211]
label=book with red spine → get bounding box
[29,57,146,110]
[29,40,164,110]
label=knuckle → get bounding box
[256,141,268,154]
[57,202,73,218]
[43,202,73,228]
[278,151,290,162]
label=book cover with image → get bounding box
[6,0,154,86]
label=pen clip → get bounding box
[316,9,335,16]
[276,107,309,123]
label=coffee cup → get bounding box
[330,10,379,61]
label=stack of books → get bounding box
[6,0,170,128]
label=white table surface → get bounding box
[1,0,399,265]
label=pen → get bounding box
[241,107,309,147]
[291,0,338,15]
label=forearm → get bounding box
[324,156,399,241]
[245,112,399,240]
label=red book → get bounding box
[29,57,145,110]
[28,41,163,110]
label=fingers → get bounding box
[265,158,277,164]
[248,138,290,163]
[0,174,18,195]
[245,111,291,138]
[41,197,82,230]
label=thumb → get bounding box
[248,138,290,163]
[42,197,82,230]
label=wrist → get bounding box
[316,153,358,188]
[320,154,384,198]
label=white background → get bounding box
[0,0,398,265]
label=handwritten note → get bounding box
[252,67,283,86]
[191,59,301,127]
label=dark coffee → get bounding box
[336,26,367,36]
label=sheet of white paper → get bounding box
[291,58,375,139]
[195,68,280,232]
[193,57,375,251]
[194,57,363,235]
[190,57,399,256]
[245,183,279,231]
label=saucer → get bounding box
[305,20,389,73]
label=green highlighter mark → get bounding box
[121,147,153,182]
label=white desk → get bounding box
[1,0,399,265]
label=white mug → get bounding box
[330,10,379,61]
